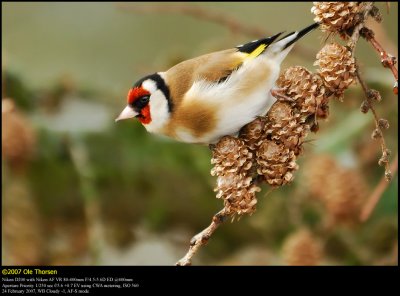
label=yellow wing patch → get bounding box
[244,44,267,60]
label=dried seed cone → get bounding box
[315,43,356,100]
[211,136,259,215]
[303,155,339,200]
[304,155,367,224]
[283,229,322,266]
[240,117,267,151]
[311,2,367,37]
[323,169,367,224]
[2,99,36,172]
[265,104,306,156]
[256,140,298,187]
[276,66,312,105]
[216,173,260,215]
[276,66,329,128]
[211,136,253,177]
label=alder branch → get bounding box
[118,3,266,37]
[360,27,398,84]
[175,175,266,266]
[348,2,375,53]
[385,2,390,14]
[116,3,315,60]
[360,154,398,222]
[356,65,392,181]
[176,208,229,266]
[347,3,397,95]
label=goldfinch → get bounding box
[116,23,319,144]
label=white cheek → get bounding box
[144,91,170,133]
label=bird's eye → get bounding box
[134,95,150,108]
[140,96,150,104]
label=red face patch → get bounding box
[139,105,152,124]
[127,87,152,125]
[127,87,151,105]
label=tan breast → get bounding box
[165,100,217,141]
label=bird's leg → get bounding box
[270,88,293,102]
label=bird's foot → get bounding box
[270,88,293,102]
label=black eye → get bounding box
[140,96,150,104]
[134,95,150,108]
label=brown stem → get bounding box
[386,2,390,14]
[348,2,374,54]
[118,3,266,37]
[360,154,398,222]
[347,3,398,94]
[176,208,229,266]
[360,27,398,83]
[116,3,315,60]
[356,64,391,179]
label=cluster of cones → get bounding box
[210,2,371,218]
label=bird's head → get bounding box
[115,73,172,129]
[115,78,153,125]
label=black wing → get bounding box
[236,32,283,54]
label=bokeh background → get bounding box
[2,2,398,265]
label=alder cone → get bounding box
[311,2,367,38]
[304,154,338,200]
[283,229,322,266]
[240,117,267,151]
[216,172,260,215]
[323,169,367,224]
[211,136,259,215]
[276,66,329,122]
[304,154,367,224]
[2,99,36,172]
[256,140,298,187]
[265,102,307,156]
[315,43,356,100]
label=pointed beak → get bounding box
[115,106,139,122]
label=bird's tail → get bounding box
[265,22,319,63]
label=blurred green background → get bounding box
[2,2,398,265]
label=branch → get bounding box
[117,3,315,60]
[360,154,398,222]
[347,4,397,95]
[385,2,390,14]
[360,27,398,85]
[118,3,266,37]
[356,64,392,181]
[348,2,374,54]
[176,208,229,266]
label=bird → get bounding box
[116,22,319,144]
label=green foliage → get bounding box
[3,71,35,110]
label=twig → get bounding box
[348,2,374,54]
[118,3,266,37]
[360,154,398,222]
[385,2,390,15]
[176,208,229,266]
[117,3,315,60]
[347,3,398,95]
[360,27,398,83]
[356,64,392,181]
